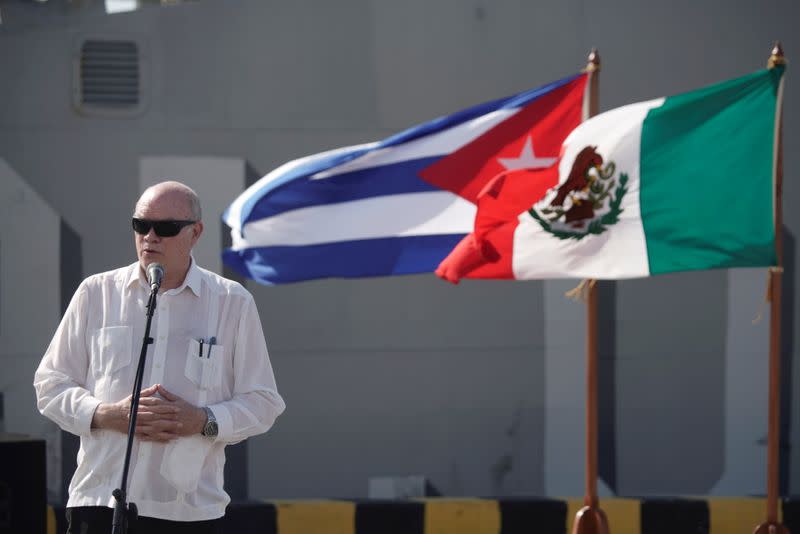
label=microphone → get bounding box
[146,263,165,291]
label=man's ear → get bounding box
[192,221,205,243]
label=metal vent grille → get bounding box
[78,39,140,109]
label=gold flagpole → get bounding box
[572,48,610,534]
[754,41,789,534]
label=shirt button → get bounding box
[159,335,165,341]
[155,363,162,369]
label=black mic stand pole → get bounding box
[111,285,158,534]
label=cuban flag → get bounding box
[223,72,589,284]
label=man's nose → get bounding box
[143,227,161,241]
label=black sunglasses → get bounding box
[132,218,196,237]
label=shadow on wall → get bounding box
[611,269,727,495]
[598,280,617,492]
[780,227,794,494]
[59,219,82,504]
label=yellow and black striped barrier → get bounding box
[46,497,800,534]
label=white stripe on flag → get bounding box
[234,191,476,249]
[224,141,378,231]
[313,109,519,180]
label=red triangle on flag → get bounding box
[418,74,587,204]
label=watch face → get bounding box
[205,421,219,437]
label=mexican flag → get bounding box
[436,65,785,282]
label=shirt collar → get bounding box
[126,257,202,297]
[181,257,203,297]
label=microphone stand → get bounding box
[111,284,159,534]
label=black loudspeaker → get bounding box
[0,435,46,534]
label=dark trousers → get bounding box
[66,506,223,534]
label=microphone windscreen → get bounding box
[147,263,165,288]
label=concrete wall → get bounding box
[0,160,72,501]
[1,0,798,500]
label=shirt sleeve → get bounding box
[209,293,285,444]
[33,282,102,437]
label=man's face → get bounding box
[133,188,203,281]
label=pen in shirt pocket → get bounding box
[198,338,204,358]
[207,336,216,358]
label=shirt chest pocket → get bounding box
[184,338,225,392]
[90,326,133,378]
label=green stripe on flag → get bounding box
[640,67,782,275]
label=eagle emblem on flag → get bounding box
[528,146,628,239]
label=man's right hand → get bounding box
[91,384,161,434]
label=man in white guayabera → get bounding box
[35,181,285,534]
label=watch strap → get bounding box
[202,406,217,437]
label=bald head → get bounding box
[135,181,202,222]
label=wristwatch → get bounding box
[201,406,218,437]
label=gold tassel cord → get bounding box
[753,266,784,324]
[565,279,596,302]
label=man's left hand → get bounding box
[134,384,207,442]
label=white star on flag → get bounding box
[498,136,558,170]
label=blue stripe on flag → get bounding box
[223,234,467,284]
[241,157,442,223]
[229,144,373,233]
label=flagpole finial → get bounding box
[585,48,601,72]
[768,41,786,68]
